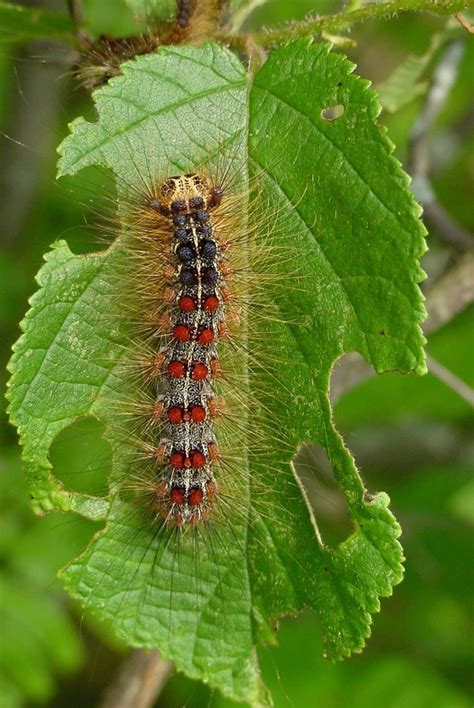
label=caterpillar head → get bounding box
[153,173,223,215]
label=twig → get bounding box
[408,40,474,252]
[426,353,474,406]
[220,0,474,47]
[422,201,474,252]
[67,0,91,46]
[424,252,474,332]
[67,0,84,27]
[330,253,474,403]
[101,649,173,708]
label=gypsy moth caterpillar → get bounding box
[84,140,305,537]
[74,0,225,91]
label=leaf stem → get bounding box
[223,0,474,47]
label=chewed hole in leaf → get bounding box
[320,104,345,121]
[57,166,119,256]
[50,417,111,496]
[294,443,353,545]
[330,351,373,405]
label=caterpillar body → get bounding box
[147,174,226,527]
[113,158,276,538]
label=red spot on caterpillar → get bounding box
[170,487,185,506]
[198,328,214,344]
[192,362,208,380]
[173,324,191,341]
[170,451,184,468]
[178,295,196,312]
[191,450,206,468]
[203,295,219,311]
[188,487,204,506]
[168,360,185,378]
[167,406,183,424]
[190,405,206,422]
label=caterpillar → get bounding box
[75,0,225,91]
[111,156,290,536]
[143,173,227,527]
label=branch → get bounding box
[67,0,91,46]
[426,353,474,406]
[67,0,84,26]
[225,0,474,47]
[424,252,474,332]
[408,40,474,252]
[101,649,173,708]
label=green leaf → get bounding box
[0,452,85,705]
[449,478,474,524]
[123,0,176,22]
[377,32,447,113]
[0,1,75,45]
[7,41,426,704]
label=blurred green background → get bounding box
[1,1,473,706]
